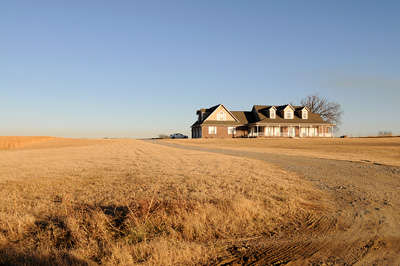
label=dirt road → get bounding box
[148,140,400,265]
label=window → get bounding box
[208,126,217,134]
[302,110,308,119]
[217,111,226,121]
[228,127,236,134]
[270,109,276,119]
[285,110,293,119]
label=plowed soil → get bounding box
[153,141,400,265]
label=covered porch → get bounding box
[248,124,333,138]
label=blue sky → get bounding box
[1,1,399,138]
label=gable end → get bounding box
[204,104,239,122]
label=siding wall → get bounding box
[192,125,332,138]
[206,105,236,121]
[200,126,246,138]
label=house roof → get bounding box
[275,104,295,111]
[196,104,239,122]
[192,104,334,127]
[196,104,220,120]
[230,111,258,124]
[191,110,256,127]
[295,106,310,111]
[192,120,243,127]
[252,105,328,125]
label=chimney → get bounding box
[197,108,206,121]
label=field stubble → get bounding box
[163,138,400,265]
[0,136,58,149]
[167,137,400,167]
[0,138,329,265]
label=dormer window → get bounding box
[285,110,294,119]
[217,111,226,121]
[270,109,276,119]
[302,110,308,119]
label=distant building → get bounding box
[191,104,334,138]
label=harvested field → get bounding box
[0,136,58,149]
[0,138,329,265]
[165,137,400,167]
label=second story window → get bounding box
[302,110,308,119]
[285,110,293,119]
[270,109,276,119]
[217,111,226,121]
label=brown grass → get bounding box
[0,138,328,265]
[0,136,58,149]
[166,137,400,167]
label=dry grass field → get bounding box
[0,136,58,149]
[0,138,329,265]
[166,137,400,167]
[162,137,400,265]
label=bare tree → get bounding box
[158,134,170,139]
[378,130,392,136]
[300,93,344,132]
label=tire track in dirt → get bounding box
[217,214,339,265]
[146,140,400,265]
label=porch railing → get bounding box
[249,128,332,138]
[250,132,333,138]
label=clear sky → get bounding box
[1,1,399,138]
